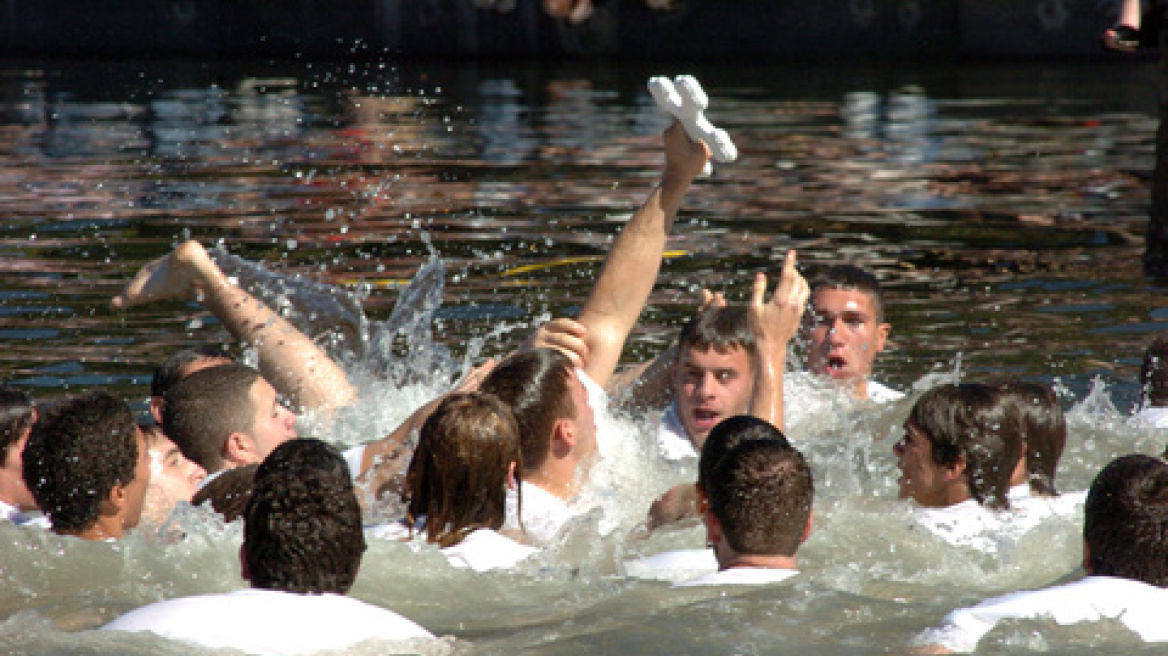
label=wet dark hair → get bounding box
[23,391,139,534]
[706,438,813,557]
[162,362,262,473]
[192,464,258,523]
[479,348,575,473]
[150,345,233,398]
[1141,333,1168,407]
[404,393,522,548]
[0,386,34,458]
[677,307,755,357]
[808,264,886,323]
[244,438,365,595]
[698,415,791,493]
[995,380,1065,497]
[1084,454,1168,586]
[907,383,1022,510]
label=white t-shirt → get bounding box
[101,588,433,655]
[674,566,798,588]
[913,576,1168,653]
[912,499,1009,552]
[368,521,538,572]
[656,404,697,461]
[0,500,48,528]
[1135,406,1168,428]
[654,377,903,462]
[624,548,718,583]
[504,481,577,545]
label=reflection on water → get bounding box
[0,59,1167,654]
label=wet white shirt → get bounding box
[101,588,433,655]
[655,377,904,462]
[913,489,1086,552]
[1134,406,1168,428]
[624,547,718,583]
[913,576,1168,653]
[368,520,538,572]
[674,566,798,588]
[504,481,576,545]
[0,500,48,528]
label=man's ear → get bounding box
[1082,539,1093,574]
[225,431,257,466]
[875,322,891,353]
[550,419,575,459]
[702,507,723,547]
[801,510,814,545]
[149,397,165,425]
[106,481,128,514]
[239,543,251,581]
[944,455,967,482]
[506,461,518,490]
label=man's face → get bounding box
[145,434,207,522]
[893,421,950,507]
[122,429,153,530]
[673,345,753,450]
[805,288,889,395]
[0,429,36,511]
[247,378,298,461]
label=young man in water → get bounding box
[535,262,895,460]
[675,420,814,587]
[161,362,298,480]
[912,454,1168,652]
[477,121,720,543]
[22,390,151,541]
[102,438,433,652]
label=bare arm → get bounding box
[574,122,710,388]
[112,240,357,414]
[747,251,809,432]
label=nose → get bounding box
[694,372,717,398]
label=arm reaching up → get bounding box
[112,240,357,414]
[747,251,809,432]
[575,121,710,388]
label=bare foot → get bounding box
[111,241,218,310]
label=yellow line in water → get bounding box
[498,250,689,277]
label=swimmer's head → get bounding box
[804,265,889,398]
[404,392,521,547]
[243,438,363,594]
[673,307,756,448]
[141,423,207,525]
[1084,454,1168,586]
[0,386,37,511]
[895,383,1021,510]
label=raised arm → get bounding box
[112,240,357,414]
[574,121,710,388]
[747,251,809,432]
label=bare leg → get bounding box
[113,241,357,414]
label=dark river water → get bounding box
[1,57,1167,655]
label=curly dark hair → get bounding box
[23,391,138,534]
[244,438,365,594]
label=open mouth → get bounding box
[691,409,721,429]
[826,356,848,376]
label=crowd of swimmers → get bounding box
[4,120,1168,653]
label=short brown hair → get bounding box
[479,349,575,473]
[706,438,813,557]
[162,363,261,473]
[907,383,1022,510]
[1085,454,1168,586]
[995,380,1065,497]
